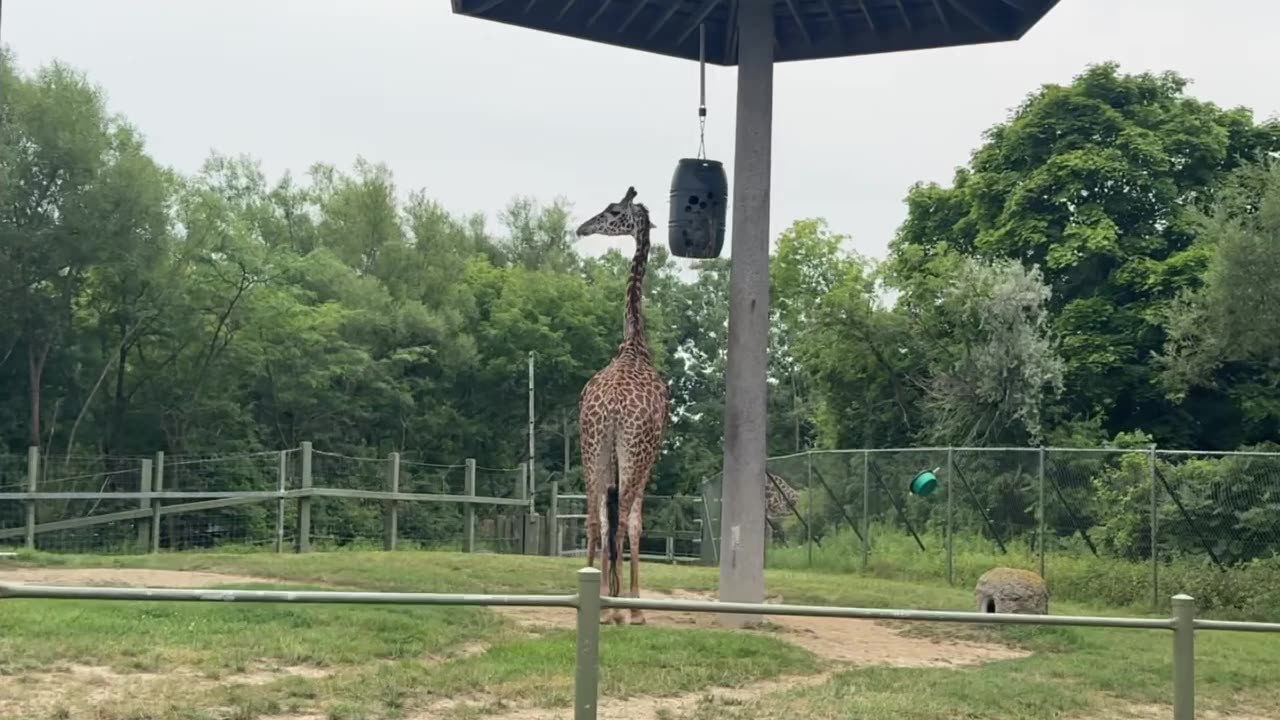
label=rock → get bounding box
[975,567,1048,615]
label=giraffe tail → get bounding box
[606,485,620,596]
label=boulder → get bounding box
[975,567,1048,615]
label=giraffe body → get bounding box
[576,187,669,625]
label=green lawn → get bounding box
[0,549,1276,719]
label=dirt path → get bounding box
[0,566,273,588]
[490,587,1028,668]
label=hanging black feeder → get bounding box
[668,157,728,259]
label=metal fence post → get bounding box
[25,446,38,550]
[1149,444,1158,609]
[805,451,813,568]
[861,450,870,569]
[275,451,287,553]
[138,458,153,552]
[385,452,400,551]
[1172,593,1196,720]
[151,452,164,553]
[299,441,312,553]
[945,447,954,585]
[464,459,476,553]
[546,479,560,557]
[575,567,602,720]
[1037,446,1046,579]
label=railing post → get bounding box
[138,458,153,552]
[1172,593,1196,720]
[1149,444,1159,609]
[150,452,164,553]
[275,451,287,553]
[299,441,312,553]
[861,450,870,570]
[25,446,38,550]
[575,567,602,720]
[1037,446,1046,579]
[463,459,476,553]
[385,452,400,551]
[945,447,954,585]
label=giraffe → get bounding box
[765,471,802,544]
[576,186,670,626]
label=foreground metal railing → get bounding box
[3,568,1278,720]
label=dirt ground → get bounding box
[489,586,1027,668]
[0,566,1028,720]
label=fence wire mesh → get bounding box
[11,443,1280,619]
[699,445,1280,617]
[551,491,704,563]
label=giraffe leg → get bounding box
[598,491,617,625]
[626,494,646,625]
[610,512,627,625]
[580,417,612,572]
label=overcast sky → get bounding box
[5,1,1279,269]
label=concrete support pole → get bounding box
[25,446,38,550]
[717,0,773,628]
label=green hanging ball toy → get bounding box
[909,468,940,497]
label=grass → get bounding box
[1,548,1278,719]
[767,524,1280,621]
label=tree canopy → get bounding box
[2,52,1279,500]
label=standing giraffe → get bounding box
[576,186,669,625]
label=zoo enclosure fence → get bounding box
[702,445,1280,607]
[5,441,1279,600]
[3,567,1277,720]
[0,442,536,555]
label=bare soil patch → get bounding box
[1091,701,1276,720]
[0,566,273,588]
[491,587,1028,669]
[461,672,835,720]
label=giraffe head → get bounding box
[576,186,657,237]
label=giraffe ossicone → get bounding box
[576,185,669,626]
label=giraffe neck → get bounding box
[622,220,650,349]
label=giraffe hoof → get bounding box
[628,610,647,626]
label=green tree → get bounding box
[1155,159,1280,443]
[890,62,1280,448]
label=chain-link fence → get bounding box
[702,446,1280,617]
[550,488,705,563]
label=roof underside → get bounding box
[450,0,1063,66]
